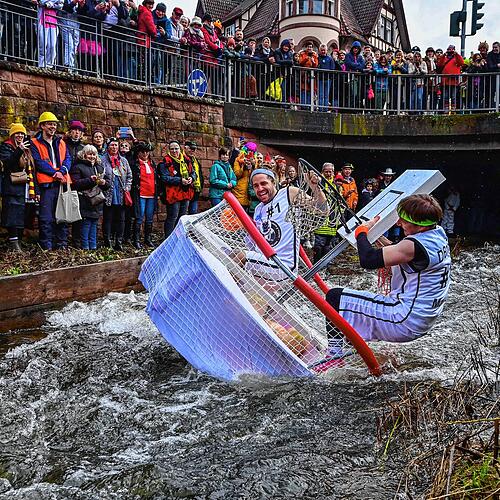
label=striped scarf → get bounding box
[5,138,36,200]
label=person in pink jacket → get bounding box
[37,0,64,68]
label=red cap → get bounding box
[173,7,183,15]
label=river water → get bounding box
[0,246,498,499]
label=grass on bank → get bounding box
[376,261,500,499]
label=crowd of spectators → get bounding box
[0,113,206,252]
[2,112,415,255]
[2,1,499,111]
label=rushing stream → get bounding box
[0,246,498,499]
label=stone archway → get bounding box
[327,38,339,52]
[297,36,322,51]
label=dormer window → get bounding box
[295,0,329,15]
[327,0,337,16]
[312,0,322,14]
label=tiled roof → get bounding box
[243,0,279,39]
[349,0,384,35]
[197,0,240,22]
[210,0,408,47]
[340,0,364,39]
[223,0,259,23]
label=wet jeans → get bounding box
[39,184,68,250]
[164,200,188,239]
[81,217,98,250]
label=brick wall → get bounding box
[0,64,295,209]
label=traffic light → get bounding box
[450,10,466,37]
[471,0,485,35]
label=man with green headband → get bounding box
[325,194,451,355]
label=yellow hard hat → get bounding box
[9,123,27,136]
[38,111,59,127]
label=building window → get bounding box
[286,0,293,16]
[386,20,392,44]
[312,0,323,14]
[327,0,337,16]
[297,0,307,14]
[377,15,393,44]
[225,24,235,37]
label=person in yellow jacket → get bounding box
[232,141,257,210]
[313,162,342,262]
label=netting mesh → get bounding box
[140,201,372,381]
[285,161,340,239]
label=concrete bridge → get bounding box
[224,103,500,152]
[224,103,499,237]
[0,63,498,236]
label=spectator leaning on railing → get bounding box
[165,7,186,46]
[437,44,464,113]
[408,52,427,113]
[298,41,318,109]
[344,41,365,107]
[184,16,206,59]
[37,0,64,69]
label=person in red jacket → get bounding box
[437,44,464,112]
[136,0,157,81]
[201,13,223,95]
[137,0,156,48]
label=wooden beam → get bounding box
[0,257,146,333]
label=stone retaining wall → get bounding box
[0,63,293,210]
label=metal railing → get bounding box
[228,59,500,114]
[1,1,499,113]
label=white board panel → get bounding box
[338,170,446,246]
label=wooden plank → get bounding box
[0,257,146,314]
[0,282,144,333]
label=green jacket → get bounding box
[208,160,237,199]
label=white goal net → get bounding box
[140,196,380,381]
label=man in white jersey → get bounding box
[325,194,451,357]
[240,168,326,282]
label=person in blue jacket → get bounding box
[317,43,335,111]
[344,41,365,108]
[209,147,237,206]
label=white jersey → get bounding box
[245,188,298,282]
[389,226,451,332]
[338,226,451,342]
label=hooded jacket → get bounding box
[345,43,365,72]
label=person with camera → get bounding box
[436,44,464,113]
[0,123,35,252]
[232,141,257,212]
[70,145,110,250]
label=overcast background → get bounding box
[168,0,498,54]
